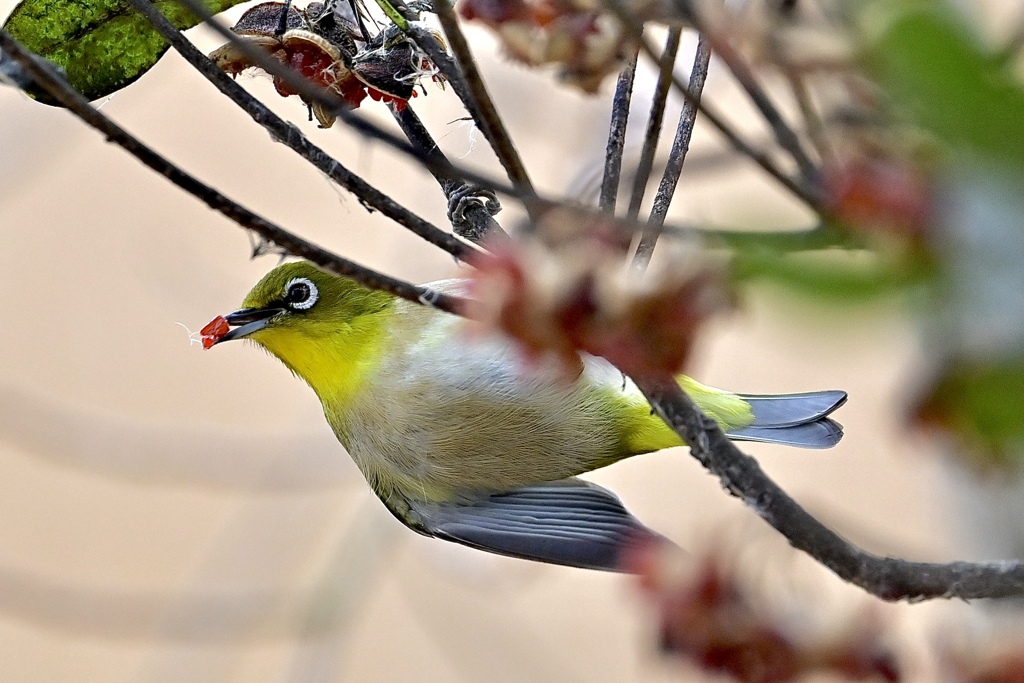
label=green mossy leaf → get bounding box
[3,0,245,103]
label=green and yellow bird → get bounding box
[204,261,846,571]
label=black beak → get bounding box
[214,307,285,345]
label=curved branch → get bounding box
[0,29,467,316]
[413,2,538,204]
[391,103,509,243]
[127,0,476,261]
[634,376,1024,602]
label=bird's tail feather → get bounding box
[727,417,844,449]
[725,390,847,449]
[741,390,847,427]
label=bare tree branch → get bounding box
[364,0,536,214]
[688,11,819,183]
[600,0,824,211]
[634,33,711,269]
[599,47,639,213]
[626,28,681,220]
[0,29,466,316]
[126,0,477,261]
[634,376,1024,602]
[390,103,508,243]
[420,1,538,204]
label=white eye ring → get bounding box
[285,277,318,310]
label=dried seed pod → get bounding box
[208,0,442,123]
[233,1,304,35]
[208,2,300,76]
[303,1,361,57]
[280,28,342,63]
[209,35,283,75]
[349,25,418,100]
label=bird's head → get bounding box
[202,261,394,397]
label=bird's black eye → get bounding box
[284,277,318,310]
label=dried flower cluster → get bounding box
[458,0,630,92]
[822,156,935,241]
[467,208,730,379]
[210,1,443,126]
[625,540,902,683]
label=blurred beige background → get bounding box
[0,5,1014,682]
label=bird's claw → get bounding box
[446,185,500,227]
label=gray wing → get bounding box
[405,479,669,572]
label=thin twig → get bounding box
[635,376,1024,602]
[0,29,466,316]
[420,2,537,202]
[787,72,833,163]
[633,34,711,269]
[599,46,639,213]
[687,11,819,183]
[704,221,860,251]
[600,0,824,211]
[169,0,527,203]
[626,28,681,221]
[127,0,475,261]
[391,104,508,243]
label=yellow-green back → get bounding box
[614,376,756,456]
